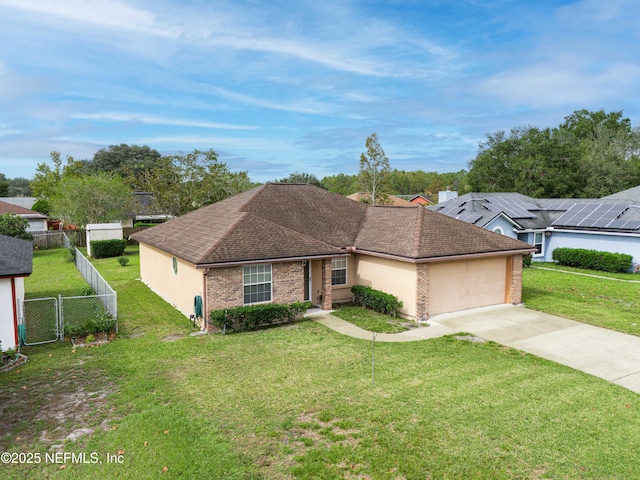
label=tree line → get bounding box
[1,108,639,236]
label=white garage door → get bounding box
[429,257,507,315]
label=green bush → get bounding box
[63,314,117,338]
[552,247,633,273]
[117,255,130,266]
[351,284,403,316]
[209,301,312,332]
[90,239,127,258]
[523,253,532,268]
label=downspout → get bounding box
[202,269,208,331]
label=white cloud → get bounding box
[73,112,257,130]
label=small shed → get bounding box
[86,223,123,258]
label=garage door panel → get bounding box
[429,257,507,315]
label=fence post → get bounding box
[58,294,64,340]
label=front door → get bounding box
[303,261,311,301]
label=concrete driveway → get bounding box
[432,304,640,394]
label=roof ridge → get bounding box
[197,211,248,263]
[238,183,272,213]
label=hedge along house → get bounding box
[132,184,534,329]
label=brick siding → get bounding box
[415,263,429,321]
[510,254,523,304]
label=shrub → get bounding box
[117,255,130,266]
[209,301,312,332]
[64,314,116,338]
[552,247,633,273]
[351,284,403,316]
[90,239,127,258]
[523,253,532,268]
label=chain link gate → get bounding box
[21,294,118,346]
[22,297,60,345]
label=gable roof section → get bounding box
[355,206,531,260]
[0,200,47,219]
[132,184,350,265]
[0,234,33,277]
[133,184,533,266]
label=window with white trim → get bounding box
[533,231,544,255]
[331,257,347,286]
[493,227,504,235]
[243,264,272,304]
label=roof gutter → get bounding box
[195,253,349,269]
[349,247,535,264]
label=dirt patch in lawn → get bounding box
[0,367,118,451]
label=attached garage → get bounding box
[428,256,509,316]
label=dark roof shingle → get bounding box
[0,234,33,277]
[132,183,533,265]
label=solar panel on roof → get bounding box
[553,203,630,228]
[484,197,536,219]
[607,219,640,230]
[456,213,483,224]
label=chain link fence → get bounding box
[22,298,60,345]
[21,232,118,345]
[74,247,118,320]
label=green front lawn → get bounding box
[331,305,409,333]
[2,249,640,479]
[523,263,640,336]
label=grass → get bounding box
[523,262,640,336]
[2,249,640,478]
[331,305,410,333]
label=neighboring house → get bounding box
[1,197,37,210]
[133,184,533,328]
[431,191,640,266]
[407,194,434,206]
[0,234,33,350]
[121,192,173,228]
[0,200,48,232]
[346,192,415,207]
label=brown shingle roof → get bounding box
[132,183,533,266]
[0,200,47,219]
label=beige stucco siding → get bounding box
[138,243,205,318]
[354,255,417,319]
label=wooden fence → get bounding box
[32,227,150,249]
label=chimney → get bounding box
[438,186,458,204]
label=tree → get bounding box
[49,173,136,227]
[30,151,86,200]
[0,174,9,196]
[131,149,254,217]
[358,133,391,205]
[276,172,325,188]
[322,173,358,195]
[0,213,33,240]
[468,125,583,197]
[89,144,162,180]
[7,177,31,196]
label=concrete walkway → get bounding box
[308,305,640,394]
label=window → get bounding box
[243,264,272,304]
[172,256,178,275]
[493,227,504,235]
[533,232,544,255]
[331,257,347,286]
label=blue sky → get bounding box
[1,0,639,184]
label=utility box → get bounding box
[86,223,123,258]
